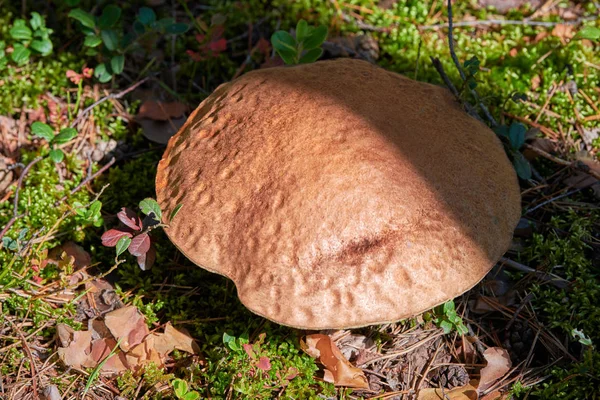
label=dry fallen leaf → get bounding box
[417,380,479,400]
[90,337,129,374]
[152,322,200,356]
[104,305,149,352]
[56,324,95,369]
[478,348,511,393]
[480,389,509,400]
[137,100,188,121]
[303,334,369,389]
[48,241,91,269]
[126,334,165,370]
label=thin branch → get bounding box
[524,143,600,180]
[421,16,597,30]
[0,157,43,241]
[70,78,149,128]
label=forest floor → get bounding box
[0,0,599,399]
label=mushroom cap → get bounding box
[156,59,521,330]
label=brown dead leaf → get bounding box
[104,305,149,352]
[481,389,509,400]
[152,322,200,356]
[478,348,511,393]
[56,324,95,369]
[126,334,165,370]
[531,75,541,90]
[137,116,186,144]
[48,241,91,269]
[137,100,188,121]
[303,334,369,389]
[90,337,129,374]
[417,380,479,400]
[523,138,556,161]
[551,24,575,44]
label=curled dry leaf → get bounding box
[302,334,369,389]
[56,324,95,369]
[104,305,149,352]
[153,322,200,356]
[417,380,479,400]
[48,241,91,269]
[126,334,165,370]
[478,347,512,393]
[101,229,132,247]
[89,337,128,374]
[117,207,143,231]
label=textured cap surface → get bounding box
[156,59,521,329]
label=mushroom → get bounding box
[156,59,521,330]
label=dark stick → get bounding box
[445,0,498,127]
[70,78,149,128]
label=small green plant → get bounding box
[433,300,468,335]
[72,200,103,228]
[101,198,182,270]
[68,5,188,82]
[223,331,249,352]
[172,379,200,400]
[2,228,29,252]
[0,12,53,68]
[493,122,532,180]
[271,20,327,65]
[573,26,600,41]
[31,122,78,163]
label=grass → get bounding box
[0,0,599,399]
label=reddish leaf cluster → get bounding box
[66,67,93,85]
[101,207,156,270]
[187,25,227,61]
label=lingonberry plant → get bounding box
[101,198,182,270]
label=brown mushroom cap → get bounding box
[156,59,521,330]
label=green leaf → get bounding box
[139,198,162,220]
[89,200,102,215]
[173,379,188,398]
[302,25,328,49]
[10,44,31,65]
[68,9,96,29]
[574,26,600,41]
[31,122,55,141]
[512,151,532,180]
[183,392,199,400]
[296,20,310,43]
[116,236,131,257]
[138,7,156,25]
[443,300,455,314]
[222,332,234,344]
[49,149,65,163]
[84,34,102,47]
[133,21,145,35]
[98,5,121,29]
[111,55,125,74]
[493,125,509,139]
[30,39,53,56]
[94,63,113,83]
[10,21,33,41]
[439,320,453,334]
[299,47,323,64]
[271,31,297,53]
[271,31,298,64]
[30,12,44,31]
[100,30,118,51]
[54,128,78,144]
[169,204,183,223]
[165,23,189,34]
[508,122,526,150]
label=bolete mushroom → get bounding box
[156,58,521,330]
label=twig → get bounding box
[420,16,597,30]
[70,78,149,128]
[524,183,598,215]
[499,257,569,289]
[524,143,600,180]
[5,317,38,398]
[430,57,484,123]
[0,157,43,241]
[54,157,116,206]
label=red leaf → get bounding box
[101,229,133,247]
[136,244,156,270]
[209,38,227,53]
[257,356,271,371]
[128,233,151,256]
[117,208,142,231]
